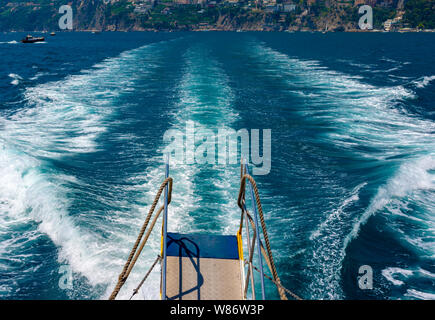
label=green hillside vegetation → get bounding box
[373,6,397,28]
[110,0,134,16]
[0,0,434,31]
[0,1,61,31]
[403,0,435,29]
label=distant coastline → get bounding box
[1,0,434,34]
[5,28,435,33]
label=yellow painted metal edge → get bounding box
[237,230,244,261]
[237,230,245,299]
[160,222,164,299]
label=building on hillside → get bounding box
[379,1,392,7]
[265,3,296,13]
[336,0,353,8]
[282,4,296,12]
[263,0,278,5]
[265,4,279,13]
[383,19,392,31]
[174,0,192,4]
[383,14,403,31]
[161,7,171,14]
[354,0,366,6]
[132,0,156,14]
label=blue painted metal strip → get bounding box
[166,233,239,260]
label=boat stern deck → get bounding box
[164,232,244,300]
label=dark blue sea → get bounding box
[0,32,434,300]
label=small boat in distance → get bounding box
[50,32,56,36]
[21,35,45,43]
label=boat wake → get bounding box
[0,40,173,298]
[132,44,241,299]
[412,75,435,89]
[248,41,435,299]
[8,73,22,86]
[0,40,18,44]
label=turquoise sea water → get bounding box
[0,32,434,300]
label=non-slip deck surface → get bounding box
[165,233,243,300]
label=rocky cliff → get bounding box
[0,0,433,32]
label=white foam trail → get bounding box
[381,266,435,292]
[310,182,367,241]
[418,268,435,279]
[2,43,162,158]
[9,73,22,86]
[120,46,241,299]
[250,44,428,162]
[249,42,435,299]
[0,144,102,286]
[171,47,240,234]
[405,289,435,300]
[382,267,413,286]
[305,182,366,299]
[344,156,435,256]
[412,75,435,88]
[29,72,57,81]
